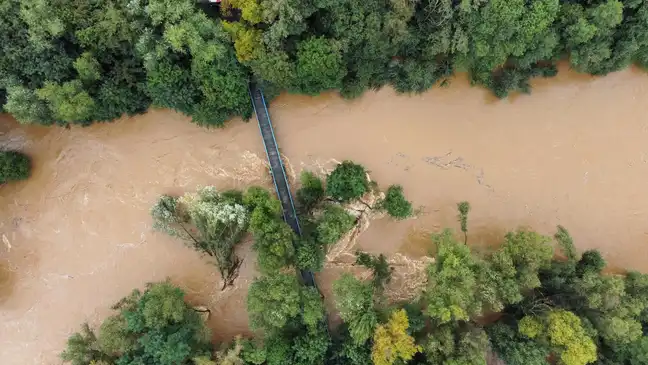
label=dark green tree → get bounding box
[61,281,213,365]
[0,151,31,184]
[326,161,369,202]
[296,171,325,214]
[381,185,412,219]
[488,323,550,365]
[355,251,393,292]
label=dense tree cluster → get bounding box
[7,0,645,126]
[0,0,251,127]
[293,162,411,272]
[243,186,331,365]
[61,281,214,365]
[0,150,30,184]
[327,215,648,365]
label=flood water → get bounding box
[3,65,648,363]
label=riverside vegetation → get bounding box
[60,162,648,365]
[2,0,648,128]
[0,150,30,184]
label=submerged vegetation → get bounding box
[2,0,648,127]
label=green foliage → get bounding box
[355,251,393,291]
[424,324,490,365]
[294,37,346,95]
[326,161,369,202]
[458,201,471,234]
[60,323,103,365]
[3,0,648,129]
[485,230,554,310]
[0,151,31,184]
[247,273,302,331]
[301,287,325,330]
[37,80,95,123]
[380,185,412,219]
[68,198,648,365]
[520,310,597,365]
[315,205,355,244]
[623,336,648,365]
[488,323,550,365]
[151,187,248,289]
[295,234,326,272]
[74,53,101,82]
[3,86,52,125]
[244,187,295,273]
[61,281,212,365]
[577,250,606,275]
[296,171,324,214]
[146,59,199,115]
[241,340,266,365]
[458,201,471,243]
[333,273,378,344]
[424,229,483,323]
[292,326,331,365]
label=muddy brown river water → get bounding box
[2,66,648,364]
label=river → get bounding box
[2,65,648,364]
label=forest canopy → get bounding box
[2,0,648,126]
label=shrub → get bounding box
[326,161,368,202]
[296,171,325,214]
[577,250,606,275]
[316,205,356,244]
[381,185,412,219]
[0,151,31,184]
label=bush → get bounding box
[381,185,412,219]
[296,171,325,214]
[577,250,606,275]
[316,205,356,244]
[326,161,368,202]
[0,151,31,184]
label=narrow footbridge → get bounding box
[249,84,316,287]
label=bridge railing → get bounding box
[260,88,301,235]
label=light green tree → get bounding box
[333,273,378,344]
[151,187,248,289]
[316,205,355,244]
[247,273,302,331]
[519,310,597,365]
